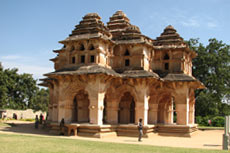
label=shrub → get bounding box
[212,116,225,127]
[195,116,225,127]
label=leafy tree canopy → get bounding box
[0,65,49,112]
[188,38,230,117]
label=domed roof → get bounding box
[69,13,111,39]
[107,10,131,40]
[154,25,186,47]
[83,13,101,19]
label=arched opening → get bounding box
[103,98,107,124]
[124,49,130,56]
[173,100,177,124]
[157,95,172,124]
[72,90,89,123]
[118,92,135,124]
[164,53,169,70]
[79,44,85,51]
[72,96,78,122]
[164,53,169,60]
[89,44,95,50]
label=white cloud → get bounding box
[1,61,53,80]
[1,55,23,60]
[207,22,217,28]
[181,18,200,27]
[0,54,53,81]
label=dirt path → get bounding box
[0,120,224,150]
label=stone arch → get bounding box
[157,92,173,124]
[88,44,95,50]
[103,94,108,124]
[71,89,89,123]
[163,53,170,70]
[163,53,169,60]
[115,84,138,103]
[118,92,136,124]
[124,49,130,56]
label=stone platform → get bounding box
[48,122,197,138]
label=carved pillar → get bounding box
[88,92,105,125]
[64,99,74,123]
[48,86,53,121]
[166,101,174,124]
[52,82,59,122]
[148,103,158,124]
[106,98,119,124]
[189,102,195,124]
[135,86,149,125]
[175,95,189,125]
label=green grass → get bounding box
[198,126,224,130]
[0,133,228,153]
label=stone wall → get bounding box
[0,109,46,119]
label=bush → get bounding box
[195,116,225,127]
[212,116,225,127]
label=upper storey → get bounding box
[51,13,114,70]
[50,11,197,78]
[152,25,197,76]
[107,11,153,73]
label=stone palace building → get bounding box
[40,11,204,137]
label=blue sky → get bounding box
[0,0,229,82]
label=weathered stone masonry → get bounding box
[40,11,204,137]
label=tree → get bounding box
[32,88,49,112]
[188,38,230,117]
[0,64,49,112]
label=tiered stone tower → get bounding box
[41,11,204,138]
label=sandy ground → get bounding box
[0,120,225,150]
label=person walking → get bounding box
[35,115,39,129]
[138,118,143,142]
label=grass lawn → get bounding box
[0,133,228,153]
[198,126,224,130]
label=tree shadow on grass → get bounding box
[0,121,53,136]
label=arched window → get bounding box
[124,49,130,56]
[164,53,169,60]
[89,44,95,50]
[164,53,169,70]
[80,44,85,51]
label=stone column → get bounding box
[52,104,58,122]
[135,92,149,125]
[64,99,74,123]
[88,92,105,125]
[106,99,119,124]
[148,104,158,124]
[175,96,189,125]
[189,102,195,124]
[58,103,65,123]
[189,90,195,125]
[165,102,173,124]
